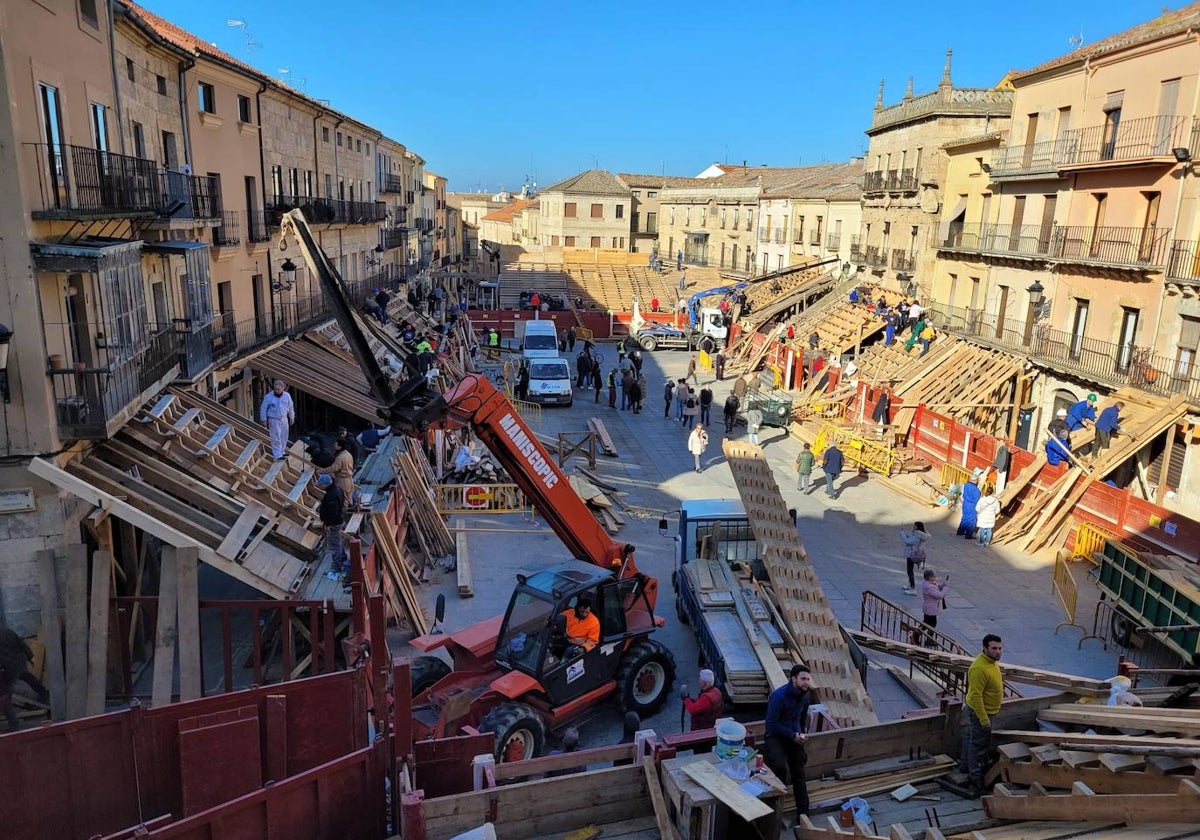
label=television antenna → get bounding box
[1068,29,1083,48]
[277,68,307,91]
[226,19,261,55]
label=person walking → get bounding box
[975,487,1001,546]
[957,475,981,539]
[698,386,713,426]
[918,321,935,358]
[593,365,603,404]
[515,364,530,401]
[1093,400,1124,458]
[746,406,763,444]
[682,390,699,430]
[821,442,844,498]
[566,326,577,352]
[259,380,295,461]
[764,664,814,818]
[687,425,709,472]
[900,522,930,594]
[686,355,698,387]
[962,635,1004,796]
[714,351,726,381]
[920,568,949,629]
[795,443,815,493]
[629,377,644,414]
[674,379,689,421]
[607,368,617,408]
[663,379,675,419]
[680,669,724,731]
[317,475,349,580]
[723,393,740,434]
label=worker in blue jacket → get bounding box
[1045,429,1075,467]
[764,664,814,816]
[1092,400,1124,457]
[1066,393,1098,432]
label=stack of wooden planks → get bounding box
[587,418,619,457]
[994,392,1188,552]
[370,508,427,635]
[569,468,628,534]
[993,736,1200,796]
[722,438,877,727]
[392,446,455,560]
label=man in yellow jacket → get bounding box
[962,634,1003,795]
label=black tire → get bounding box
[639,336,657,351]
[615,638,676,716]
[410,655,451,696]
[675,596,689,624]
[479,701,546,763]
[1110,608,1136,648]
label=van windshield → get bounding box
[524,335,558,350]
[529,362,569,380]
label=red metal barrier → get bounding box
[0,670,368,840]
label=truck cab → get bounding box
[525,358,573,406]
[521,319,560,360]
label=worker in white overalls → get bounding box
[259,379,295,461]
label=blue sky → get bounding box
[145,0,1175,192]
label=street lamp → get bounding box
[279,258,298,291]
[0,322,12,403]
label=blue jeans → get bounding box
[675,398,685,420]
[977,527,993,545]
[700,405,711,425]
[825,472,837,497]
[684,414,695,430]
[961,708,991,787]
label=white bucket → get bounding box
[714,718,747,760]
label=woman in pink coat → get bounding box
[920,568,949,628]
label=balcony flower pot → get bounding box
[48,354,66,370]
[74,361,87,372]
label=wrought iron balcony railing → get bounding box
[939,222,1170,268]
[891,249,915,272]
[849,235,865,262]
[213,210,240,246]
[246,209,272,243]
[1059,114,1192,167]
[826,233,842,251]
[1167,240,1200,286]
[381,174,404,193]
[989,140,1064,178]
[863,171,885,192]
[28,142,163,218]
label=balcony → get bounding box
[268,195,389,225]
[927,301,1200,404]
[989,140,1063,179]
[863,171,885,192]
[46,322,181,440]
[213,210,241,246]
[1058,114,1193,169]
[381,174,404,193]
[773,228,786,244]
[28,143,163,219]
[884,170,900,191]
[863,245,887,268]
[1167,240,1200,286]
[160,171,221,220]
[849,235,865,262]
[891,249,915,272]
[758,228,770,243]
[641,219,658,235]
[381,227,406,250]
[897,169,918,192]
[211,312,287,364]
[246,210,272,243]
[939,222,1169,269]
[809,230,822,246]
[826,233,842,251]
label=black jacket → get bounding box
[318,486,346,526]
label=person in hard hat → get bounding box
[1047,408,1070,441]
[1066,393,1098,432]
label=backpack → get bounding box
[686,398,696,409]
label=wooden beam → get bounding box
[643,757,676,840]
[993,731,1200,750]
[35,549,66,721]
[1156,422,1177,506]
[85,549,112,716]
[983,778,1200,822]
[29,457,290,600]
[151,546,179,707]
[681,759,774,822]
[175,546,202,701]
[62,543,89,720]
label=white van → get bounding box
[525,358,573,406]
[521,319,560,360]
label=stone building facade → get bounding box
[537,170,631,250]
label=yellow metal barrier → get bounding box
[810,400,847,420]
[435,483,528,514]
[1072,523,1137,566]
[940,463,972,490]
[1051,552,1084,636]
[812,422,896,476]
[511,399,542,429]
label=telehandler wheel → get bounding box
[480,701,546,763]
[616,639,676,716]
[410,656,451,696]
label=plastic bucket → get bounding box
[714,718,746,760]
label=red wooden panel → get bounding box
[414,732,495,797]
[179,715,262,816]
[0,712,139,840]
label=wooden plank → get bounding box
[643,756,676,840]
[36,549,66,721]
[1038,707,1200,737]
[216,502,272,561]
[983,779,1200,822]
[231,439,260,471]
[993,731,1200,749]
[85,549,113,716]
[175,546,202,702]
[62,543,89,720]
[589,418,619,457]
[998,757,1191,795]
[151,546,179,707]
[455,522,473,597]
[680,759,774,822]
[195,424,232,457]
[717,557,787,691]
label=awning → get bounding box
[253,338,385,423]
[31,237,142,271]
[143,240,210,254]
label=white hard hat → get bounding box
[1056,408,1067,417]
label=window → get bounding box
[746,210,753,231]
[156,74,167,96]
[91,103,109,152]
[271,165,283,200]
[669,207,675,224]
[161,130,178,168]
[238,95,252,123]
[365,143,370,156]
[616,204,624,219]
[1177,316,1200,378]
[322,126,330,143]
[337,131,343,147]
[591,236,601,247]
[1116,307,1140,373]
[356,139,362,153]
[646,211,656,233]
[551,235,560,246]
[198,82,216,114]
[325,173,333,198]
[131,121,145,159]
[125,58,135,82]
[565,236,576,246]
[647,191,657,198]
[632,190,641,198]
[720,209,727,229]
[733,208,740,228]
[288,168,299,198]
[79,0,98,27]
[1070,299,1090,359]
[591,203,603,219]
[564,202,577,218]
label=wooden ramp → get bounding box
[721,438,877,727]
